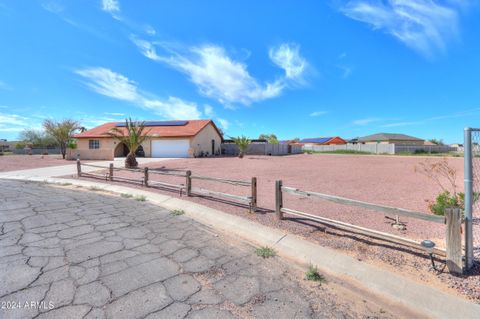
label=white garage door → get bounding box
[151,139,190,158]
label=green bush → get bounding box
[429,191,464,216]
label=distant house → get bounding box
[300,136,347,146]
[279,140,302,145]
[358,133,424,145]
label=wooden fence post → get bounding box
[445,208,463,274]
[144,167,149,187]
[76,160,81,177]
[275,180,283,220]
[251,177,257,213]
[186,170,192,196]
[109,163,113,181]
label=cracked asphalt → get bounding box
[0,180,395,319]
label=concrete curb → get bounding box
[4,176,480,319]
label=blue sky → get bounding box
[1,0,480,143]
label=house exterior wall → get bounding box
[190,123,222,156]
[68,138,115,160]
[364,140,424,145]
[70,123,221,160]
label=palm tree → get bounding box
[232,135,251,158]
[108,118,149,168]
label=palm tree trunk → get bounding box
[125,152,138,168]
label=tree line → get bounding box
[16,119,83,159]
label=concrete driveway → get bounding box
[0,180,390,319]
[0,157,173,180]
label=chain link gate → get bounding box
[465,128,480,270]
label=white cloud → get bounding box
[217,118,230,130]
[102,0,120,14]
[101,0,122,20]
[75,67,202,119]
[202,104,230,130]
[0,113,29,126]
[310,111,328,117]
[269,43,307,81]
[41,1,64,14]
[143,97,201,119]
[131,38,308,106]
[341,0,461,58]
[203,104,214,117]
[170,45,284,106]
[0,113,31,133]
[130,36,164,61]
[75,67,139,101]
[144,25,156,35]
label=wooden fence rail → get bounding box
[76,160,257,212]
[276,180,463,273]
[281,186,445,224]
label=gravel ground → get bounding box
[0,155,74,172]
[64,154,480,302]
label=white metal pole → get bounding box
[464,127,474,270]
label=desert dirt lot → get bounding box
[78,154,464,241]
[68,154,480,301]
[0,155,73,172]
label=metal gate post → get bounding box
[464,127,474,270]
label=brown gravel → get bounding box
[63,154,480,302]
[0,154,75,172]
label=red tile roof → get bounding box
[74,120,220,139]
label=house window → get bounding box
[89,140,100,149]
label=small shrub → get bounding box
[231,135,251,158]
[171,209,185,216]
[121,193,133,198]
[88,186,101,191]
[255,246,276,258]
[305,265,326,283]
[59,182,72,186]
[429,191,463,216]
[134,195,146,202]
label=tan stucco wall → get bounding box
[71,123,222,160]
[190,124,222,156]
[68,138,115,160]
[364,140,424,145]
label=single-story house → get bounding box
[71,119,223,160]
[300,136,347,146]
[358,133,424,145]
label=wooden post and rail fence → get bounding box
[76,160,257,212]
[275,180,464,274]
[75,160,464,274]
